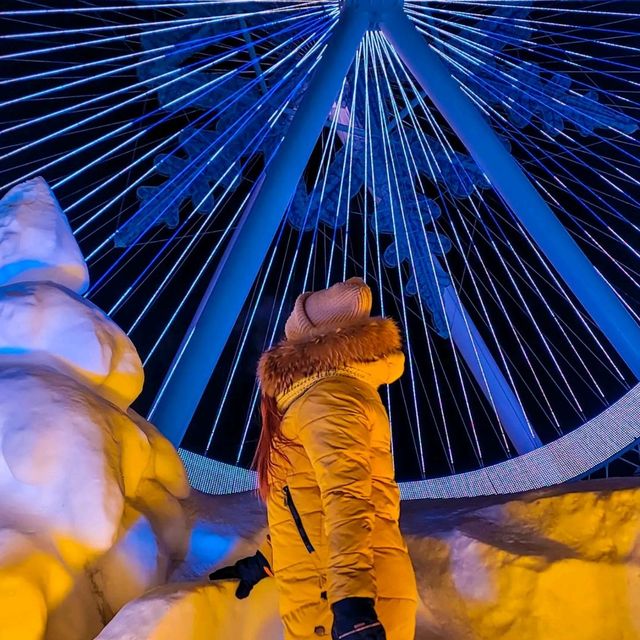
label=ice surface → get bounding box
[99,480,640,640]
[0,177,89,294]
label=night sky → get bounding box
[1,1,639,482]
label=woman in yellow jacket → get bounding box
[211,278,418,639]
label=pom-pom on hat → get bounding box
[284,277,373,341]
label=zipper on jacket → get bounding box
[283,485,315,553]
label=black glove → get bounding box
[208,550,272,599]
[331,597,386,640]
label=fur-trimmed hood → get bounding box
[257,317,404,401]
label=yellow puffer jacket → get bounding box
[257,318,418,639]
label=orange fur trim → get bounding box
[257,317,402,398]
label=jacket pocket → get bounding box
[283,485,315,553]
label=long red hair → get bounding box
[252,393,290,501]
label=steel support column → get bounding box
[443,286,542,453]
[150,11,369,445]
[380,10,640,381]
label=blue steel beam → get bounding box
[380,10,640,381]
[443,286,542,453]
[150,10,369,446]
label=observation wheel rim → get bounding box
[178,381,640,498]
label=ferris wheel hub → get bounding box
[339,0,404,27]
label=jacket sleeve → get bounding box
[296,388,376,603]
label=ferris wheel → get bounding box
[2,0,640,497]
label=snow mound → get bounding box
[0,282,143,409]
[0,178,191,640]
[0,177,89,294]
[0,368,189,640]
[99,480,640,640]
[95,580,282,640]
[0,365,189,640]
[403,480,640,639]
[0,367,187,551]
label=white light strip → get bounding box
[178,383,640,498]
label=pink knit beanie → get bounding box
[284,277,373,341]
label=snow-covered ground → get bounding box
[102,479,640,640]
[1,178,639,640]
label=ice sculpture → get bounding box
[0,178,190,640]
